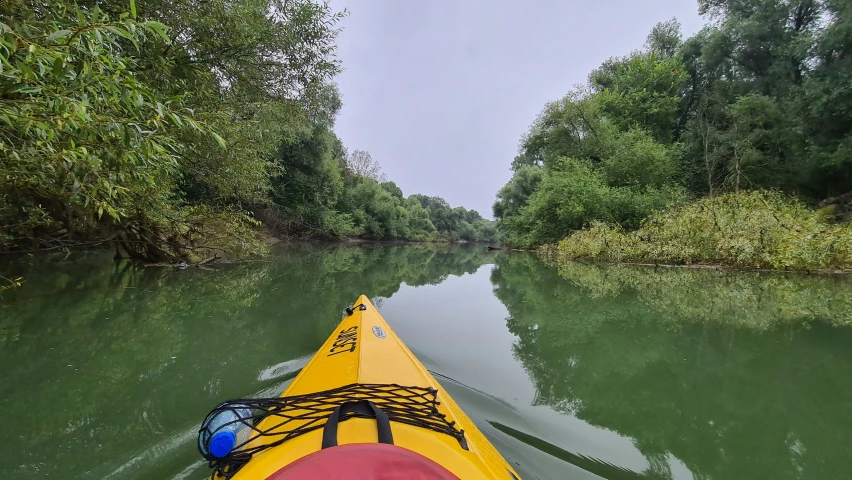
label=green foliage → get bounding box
[343,177,409,239]
[549,191,852,270]
[269,120,350,236]
[404,197,438,237]
[498,2,852,263]
[0,0,348,260]
[333,178,497,243]
[602,128,682,187]
[518,90,614,168]
[723,94,787,190]
[408,194,500,243]
[380,181,404,200]
[591,51,688,143]
[0,0,492,256]
[502,158,685,247]
[645,17,683,58]
[498,66,686,248]
[0,6,196,246]
[493,165,543,221]
[178,206,270,260]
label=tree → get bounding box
[496,0,852,249]
[723,94,787,191]
[590,51,688,144]
[457,221,477,241]
[509,158,683,247]
[0,0,345,260]
[380,181,404,200]
[269,123,349,236]
[0,5,233,261]
[602,129,682,187]
[345,150,387,182]
[405,198,438,239]
[645,18,683,58]
[493,166,544,222]
[0,0,495,253]
[520,90,615,168]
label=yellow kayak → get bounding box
[199,295,521,480]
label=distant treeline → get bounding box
[493,0,852,269]
[0,0,498,264]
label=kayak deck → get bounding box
[214,295,519,480]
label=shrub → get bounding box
[550,191,852,270]
[508,158,685,247]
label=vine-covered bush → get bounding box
[548,191,852,270]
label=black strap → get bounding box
[321,400,394,449]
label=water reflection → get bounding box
[492,254,852,480]
[2,246,851,480]
[0,244,494,479]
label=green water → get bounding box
[2,244,852,480]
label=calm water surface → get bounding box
[1,244,852,480]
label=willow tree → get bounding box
[1,0,344,260]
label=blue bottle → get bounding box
[199,405,253,458]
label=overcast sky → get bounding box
[328,1,706,218]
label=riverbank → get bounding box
[538,191,852,272]
[539,252,852,275]
[0,238,496,294]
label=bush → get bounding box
[549,191,852,270]
[506,158,685,248]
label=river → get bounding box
[1,243,851,480]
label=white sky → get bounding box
[329,0,706,217]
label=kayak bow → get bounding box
[204,295,520,480]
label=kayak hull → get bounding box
[225,295,519,480]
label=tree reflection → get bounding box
[492,255,852,480]
[0,243,494,479]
